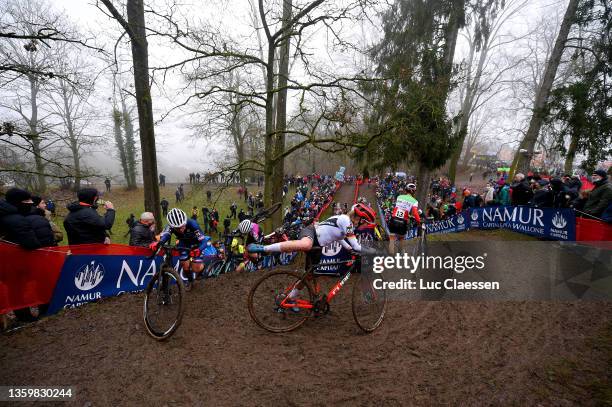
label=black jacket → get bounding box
[129,222,155,247]
[511,181,533,206]
[0,200,42,249]
[24,209,56,247]
[584,180,612,218]
[64,202,115,245]
[529,189,553,208]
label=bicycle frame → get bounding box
[277,258,360,311]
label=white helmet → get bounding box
[167,208,187,228]
[238,219,252,234]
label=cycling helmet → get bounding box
[407,183,416,192]
[167,208,188,228]
[351,203,377,224]
[238,219,252,234]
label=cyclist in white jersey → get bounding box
[247,203,377,258]
[247,203,377,308]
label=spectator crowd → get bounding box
[378,168,612,225]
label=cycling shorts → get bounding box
[299,225,321,270]
[388,217,408,236]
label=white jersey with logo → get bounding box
[315,214,361,251]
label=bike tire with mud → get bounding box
[247,270,314,333]
[351,272,387,333]
[143,265,185,340]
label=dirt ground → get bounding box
[2,183,611,406]
[2,272,611,406]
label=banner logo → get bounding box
[471,211,479,221]
[74,260,105,291]
[457,214,465,225]
[552,212,567,229]
[322,241,342,256]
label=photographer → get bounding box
[64,188,115,245]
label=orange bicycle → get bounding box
[247,251,387,333]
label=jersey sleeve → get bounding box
[187,219,208,251]
[345,235,362,252]
[411,206,421,224]
[159,225,172,244]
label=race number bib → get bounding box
[394,208,406,219]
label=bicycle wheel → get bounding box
[352,271,387,333]
[247,270,314,333]
[206,259,225,277]
[143,265,185,340]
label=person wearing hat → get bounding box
[22,195,56,247]
[64,188,115,245]
[0,188,42,249]
[583,169,612,218]
[129,212,156,247]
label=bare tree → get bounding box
[99,0,161,227]
[510,0,579,177]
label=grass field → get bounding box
[51,183,273,245]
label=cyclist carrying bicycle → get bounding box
[150,208,213,290]
[388,183,421,249]
[247,203,377,302]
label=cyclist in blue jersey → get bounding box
[150,208,213,290]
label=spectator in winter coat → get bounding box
[511,173,533,206]
[529,180,553,208]
[64,188,115,245]
[583,170,612,218]
[24,199,56,247]
[129,212,156,247]
[0,188,42,249]
[32,196,63,243]
[497,183,511,206]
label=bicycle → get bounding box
[143,242,186,340]
[247,250,387,333]
[206,231,245,277]
[251,202,282,224]
[206,202,283,276]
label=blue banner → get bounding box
[48,251,298,315]
[316,241,352,275]
[47,254,168,314]
[424,213,469,236]
[468,206,576,241]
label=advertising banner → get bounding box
[468,206,576,241]
[424,213,469,236]
[315,240,352,275]
[47,253,164,314]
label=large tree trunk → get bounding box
[28,75,46,193]
[564,133,579,174]
[263,42,276,212]
[511,0,579,177]
[270,0,292,226]
[126,0,161,228]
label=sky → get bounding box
[3,0,570,183]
